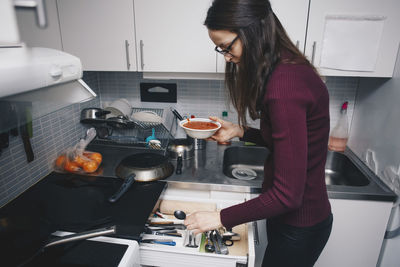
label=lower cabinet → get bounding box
[315,198,393,267]
[140,187,393,267]
[139,186,257,267]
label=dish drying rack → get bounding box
[96,107,175,151]
[131,107,165,129]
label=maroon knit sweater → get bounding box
[220,61,331,229]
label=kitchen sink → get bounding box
[223,146,370,186]
[325,150,370,186]
[223,146,270,180]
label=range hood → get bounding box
[0,0,97,134]
[0,46,95,99]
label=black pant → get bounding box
[262,214,333,267]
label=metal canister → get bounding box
[188,136,206,150]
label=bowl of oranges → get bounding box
[55,151,102,174]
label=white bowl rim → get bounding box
[179,118,221,132]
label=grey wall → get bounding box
[348,49,400,195]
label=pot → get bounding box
[167,138,194,175]
[106,116,131,129]
[80,108,111,124]
[95,126,113,139]
[109,153,173,203]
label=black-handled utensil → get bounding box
[108,174,136,203]
[171,108,184,121]
[176,155,183,174]
[174,210,186,220]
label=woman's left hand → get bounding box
[184,211,223,235]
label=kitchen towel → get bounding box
[320,15,386,72]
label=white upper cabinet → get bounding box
[16,0,62,50]
[269,0,309,52]
[305,0,400,77]
[57,0,137,71]
[217,0,310,73]
[134,0,216,73]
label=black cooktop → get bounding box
[0,171,166,266]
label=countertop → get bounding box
[88,140,397,202]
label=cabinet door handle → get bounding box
[253,221,259,245]
[311,41,317,65]
[125,40,131,70]
[140,40,145,70]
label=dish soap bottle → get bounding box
[328,101,349,152]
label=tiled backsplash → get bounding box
[98,72,359,131]
[0,71,359,207]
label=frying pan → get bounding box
[106,116,136,129]
[109,153,174,203]
[80,108,111,124]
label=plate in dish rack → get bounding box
[131,111,162,128]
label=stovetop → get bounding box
[0,142,168,266]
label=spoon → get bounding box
[174,210,186,220]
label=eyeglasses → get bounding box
[214,36,239,56]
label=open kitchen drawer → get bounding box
[139,186,257,267]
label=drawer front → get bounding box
[139,187,256,267]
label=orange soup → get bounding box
[183,121,218,130]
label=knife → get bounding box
[147,222,186,229]
[18,103,34,162]
[154,232,182,237]
[0,102,11,156]
[145,228,178,235]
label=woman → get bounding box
[183,0,333,266]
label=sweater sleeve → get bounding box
[220,70,310,229]
[240,127,267,146]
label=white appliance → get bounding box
[53,231,141,267]
[0,0,95,100]
[0,46,88,98]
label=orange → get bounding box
[64,160,80,172]
[55,155,66,168]
[73,155,87,166]
[82,160,99,173]
[84,152,102,164]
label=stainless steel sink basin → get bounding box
[325,151,370,186]
[223,146,370,186]
[223,146,269,180]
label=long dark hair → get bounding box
[205,0,314,126]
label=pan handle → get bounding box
[176,155,183,175]
[108,174,136,203]
[44,225,116,248]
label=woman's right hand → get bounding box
[209,116,244,142]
